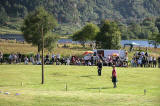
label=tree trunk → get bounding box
[154,43,157,49]
[38,44,41,52]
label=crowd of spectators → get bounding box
[131,51,160,68]
[0,51,160,68]
[83,53,128,67]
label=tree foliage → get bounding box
[44,31,58,52]
[1,0,160,38]
[96,20,121,49]
[148,17,160,48]
[1,0,160,25]
[21,7,57,52]
[0,7,8,25]
[155,17,160,32]
[118,18,159,40]
[72,23,99,47]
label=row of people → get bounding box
[130,51,160,68]
[0,51,160,68]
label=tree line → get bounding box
[73,18,160,49]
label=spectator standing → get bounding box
[153,57,157,68]
[131,58,135,67]
[138,58,142,67]
[13,54,18,64]
[36,53,41,65]
[30,56,35,64]
[142,56,147,67]
[158,56,160,68]
[145,52,148,57]
[57,54,60,62]
[9,54,13,64]
[91,55,94,66]
[0,52,3,64]
[149,56,153,67]
[51,53,55,64]
[36,53,40,62]
[45,53,50,64]
[17,52,22,63]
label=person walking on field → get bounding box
[97,60,103,76]
[112,65,118,88]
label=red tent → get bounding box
[83,51,94,55]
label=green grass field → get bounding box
[0,65,160,106]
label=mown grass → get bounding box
[0,65,160,106]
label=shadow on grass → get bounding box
[80,75,97,77]
[87,87,112,90]
[52,73,68,76]
[25,83,41,86]
[0,84,17,87]
[0,83,42,87]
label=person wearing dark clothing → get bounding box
[138,52,141,56]
[45,53,50,64]
[158,56,160,68]
[17,52,22,63]
[91,56,94,66]
[145,52,148,57]
[112,65,117,88]
[97,60,103,76]
[142,56,146,67]
[0,52,3,64]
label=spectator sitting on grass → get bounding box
[66,58,70,65]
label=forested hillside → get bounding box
[0,0,160,38]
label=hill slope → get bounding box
[0,0,160,35]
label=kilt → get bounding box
[112,76,117,82]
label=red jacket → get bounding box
[112,69,117,77]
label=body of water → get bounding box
[58,39,160,48]
[121,40,160,48]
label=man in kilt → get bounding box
[112,65,118,88]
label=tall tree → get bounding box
[21,7,57,52]
[95,20,121,49]
[72,23,99,48]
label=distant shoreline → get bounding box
[0,34,160,48]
